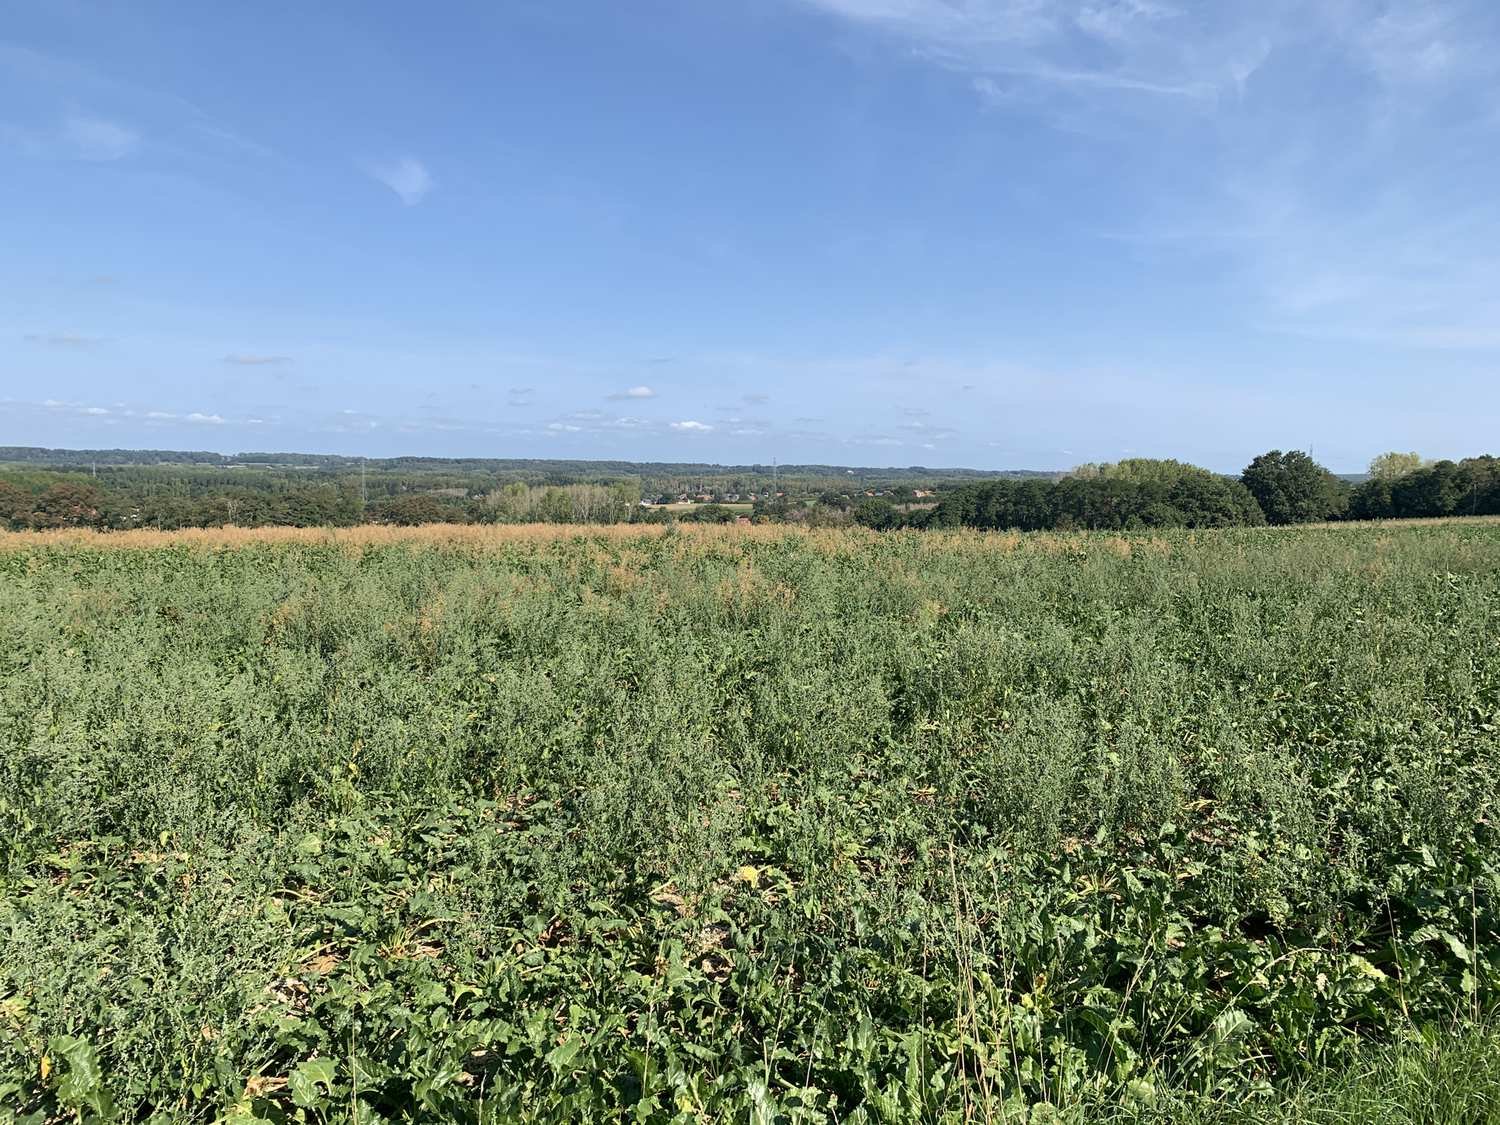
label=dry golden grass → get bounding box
[0,522,670,551]
[5,514,1494,556]
[0,521,879,553]
[1290,514,1500,531]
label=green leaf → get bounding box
[545,1037,583,1073]
[49,1036,116,1120]
[1440,932,1474,964]
[289,1057,338,1108]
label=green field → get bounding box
[2,523,1499,1122]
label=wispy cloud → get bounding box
[795,0,1271,103]
[25,332,105,349]
[224,353,292,366]
[669,420,713,432]
[61,114,139,160]
[368,156,433,205]
[897,421,959,439]
[798,1,1493,111]
[607,385,657,400]
[192,121,276,160]
[1,43,276,168]
[1355,8,1464,85]
[795,0,1500,354]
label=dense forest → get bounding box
[1,447,1497,534]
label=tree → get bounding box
[538,487,575,524]
[1240,451,1347,525]
[609,479,642,519]
[1390,460,1464,518]
[1368,451,1427,481]
[30,482,103,528]
[369,493,459,526]
[678,503,736,524]
[852,498,899,530]
[1458,456,1500,516]
[0,481,33,529]
[1348,477,1395,520]
[1091,458,1208,486]
[1165,473,1266,528]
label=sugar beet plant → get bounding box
[1,523,1499,1122]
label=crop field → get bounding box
[3,522,1499,1122]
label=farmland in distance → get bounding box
[2,522,1499,1121]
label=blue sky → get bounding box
[3,0,1498,471]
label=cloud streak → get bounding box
[25,333,105,349]
[224,353,292,366]
[797,1,1492,113]
[796,0,1276,103]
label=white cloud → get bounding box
[81,406,109,416]
[547,422,582,432]
[185,412,224,424]
[62,114,139,161]
[608,385,657,400]
[224,353,291,366]
[669,420,713,432]
[369,156,433,205]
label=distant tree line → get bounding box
[906,459,1266,532]
[4,449,1498,534]
[1347,456,1500,520]
[0,446,1042,489]
[852,452,1500,532]
[0,479,648,531]
[0,479,369,531]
